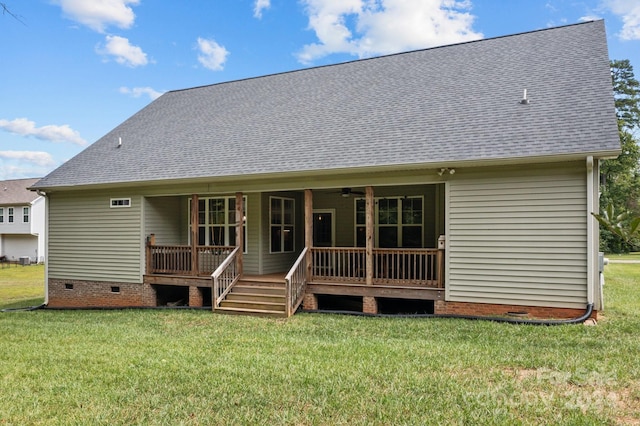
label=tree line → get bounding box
[596,59,640,253]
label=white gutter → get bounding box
[586,156,595,306]
[36,190,48,306]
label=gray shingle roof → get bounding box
[33,20,620,190]
[0,178,41,205]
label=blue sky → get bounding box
[1,0,639,180]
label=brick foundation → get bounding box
[303,293,318,310]
[189,286,203,307]
[435,300,597,320]
[363,296,378,314]
[48,279,155,308]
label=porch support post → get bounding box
[235,192,244,277]
[190,195,199,276]
[305,189,313,276]
[365,186,374,286]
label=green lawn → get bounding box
[0,264,639,424]
[606,251,640,262]
[0,263,45,309]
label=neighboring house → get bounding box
[31,21,620,319]
[0,178,45,264]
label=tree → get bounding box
[611,59,640,129]
[599,60,640,252]
[1,3,24,25]
[593,204,640,244]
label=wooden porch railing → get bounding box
[211,246,241,308]
[285,247,308,317]
[311,247,366,283]
[310,247,443,288]
[373,248,442,287]
[146,244,235,276]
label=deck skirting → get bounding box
[306,282,444,300]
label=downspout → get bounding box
[586,156,595,307]
[302,305,594,325]
[36,190,49,306]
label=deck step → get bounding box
[225,293,285,304]
[215,277,288,317]
[232,284,285,296]
[215,306,287,318]
[220,299,286,312]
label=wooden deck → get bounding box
[145,244,445,316]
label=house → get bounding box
[1,178,46,264]
[31,21,620,318]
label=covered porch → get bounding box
[143,185,445,316]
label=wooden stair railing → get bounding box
[211,247,241,309]
[285,247,308,317]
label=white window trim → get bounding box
[355,195,424,248]
[269,196,295,253]
[7,207,14,223]
[110,198,131,208]
[23,206,29,223]
[0,207,3,224]
[188,196,247,252]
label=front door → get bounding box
[313,210,334,247]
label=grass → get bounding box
[1,264,639,424]
[606,251,640,261]
[0,263,45,309]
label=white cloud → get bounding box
[54,0,139,33]
[603,0,640,40]
[297,0,482,63]
[0,118,87,146]
[0,151,56,167]
[254,0,271,18]
[119,86,164,100]
[98,35,148,67]
[196,38,229,71]
[578,15,602,22]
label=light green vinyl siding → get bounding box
[48,191,143,283]
[145,196,182,245]
[243,194,260,274]
[447,162,587,309]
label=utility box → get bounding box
[19,256,30,266]
[598,252,608,273]
[438,235,446,250]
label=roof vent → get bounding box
[520,89,530,105]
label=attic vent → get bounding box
[110,198,131,208]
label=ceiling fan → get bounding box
[338,187,365,198]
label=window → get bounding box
[355,196,423,248]
[110,198,131,208]
[189,197,246,251]
[0,208,3,223]
[23,207,29,223]
[270,197,294,253]
[8,207,13,223]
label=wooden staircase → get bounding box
[216,275,287,317]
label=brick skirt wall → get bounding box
[435,300,597,320]
[48,279,156,308]
[303,291,595,320]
